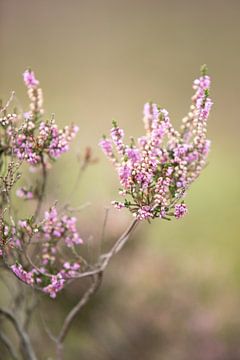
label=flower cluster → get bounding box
[0,69,78,168]
[11,263,35,286]
[12,118,78,166]
[0,206,83,298]
[100,66,212,221]
[11,262,81,298]
[42,206,83,247]
[16,186,34,200]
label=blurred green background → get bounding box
[1,0,240,359]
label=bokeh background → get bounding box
[1,0,240,359]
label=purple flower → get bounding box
[126,147,141,164]
[23,69,39,88]
[118,164,132,188]
[174,203,188,219]
[42,207,83,247]
[99,138,113,158]
[111,125,124,153]
[16,187,34,200]
[11,264,34,286]
[43,274,65,298]
[100,67,212,221]
[135,206,153,220]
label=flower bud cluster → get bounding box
[100,68,212,221]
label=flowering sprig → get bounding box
[100,66,212,221]
[0,69,78,169]
[13,70,79,167]
[0,69,86,299]
[0,206,84,298]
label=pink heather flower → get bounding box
[18,220,28,229]
[111,123,124,153]
[43,274,65,298]
[100,66,212,221]
[134,206,153,221]
[62,262,81,278]
[16,187,34,200]
[118,164,132,188]
[174,203,188,219]
[12,119,78,167]
[23,69,39,88]
[143,102,159,133]
[11,264,34,286]
[111,201,125,209]
[99,138,114,159]
[126,147,141,164]
[42,207,83,247]
[4,69,78,168]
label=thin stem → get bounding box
[0,91,15,114]
[54,218,139,360]
[34,156,47,219]
[75,218,139,279]
[0,331,18,360]
[0,308,38,360]
[56,273,103,360]
[23,295,39,331]
[99,207,110,254]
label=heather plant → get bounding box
[100,65,212,221]
[0,66,212,360]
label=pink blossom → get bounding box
[100,67,212,221]
[174,203,188,219]
[23,69,39,88]
[43,274,65,298]
[11,264,34,286]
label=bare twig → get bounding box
[100,207,110,253]
[62,202,91,213]
[56,273,103,360]
[25,250,53,278]
[0,92,15,114]
[54,218,139,360]
[40,312,57,343]
[34,156,47,219]
[23,295,39,331]
[75,218,139,280]
[0,331,18,360]
[68,146,97,202]
[0,308,38,360]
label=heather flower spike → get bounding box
[8,69,79,167]
[100,66,212,221]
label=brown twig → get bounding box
[23,295,39,331]
[34,156,47,219]
[0,308,38,360]
[54,218,139,360]
[0,91,15,114]
[0,331,18,360]
[56,273,103,360]
[74,218,139,279]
